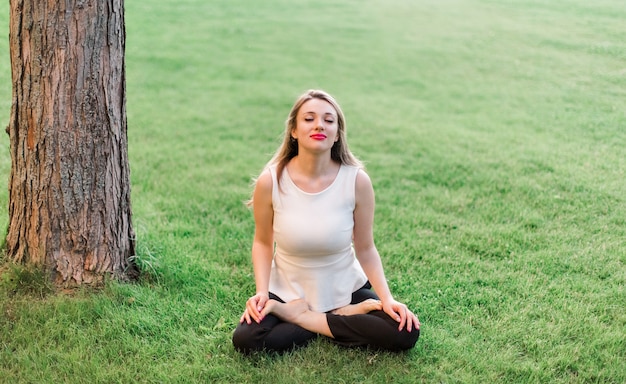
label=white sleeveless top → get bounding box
[268,164,368,312]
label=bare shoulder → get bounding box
[252,169,273,205]
[252,169,274,234]
[255,169,273,192]
[355,169,375,206]
[355,169,374,192]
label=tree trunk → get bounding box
[6,0,136,286]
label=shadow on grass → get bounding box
[0,262,54,299]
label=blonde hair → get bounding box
[248,89,363,206]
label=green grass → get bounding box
[1,0,625,382]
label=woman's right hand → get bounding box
[240,292,269,324]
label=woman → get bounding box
[232,89,420,354]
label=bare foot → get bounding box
[331,299,382,316]
[262,299,310,323]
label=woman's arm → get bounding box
[241,170,275,324]
[353,170,420,332]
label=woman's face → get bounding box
[291,98,339,154]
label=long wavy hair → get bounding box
[248,89,363,206]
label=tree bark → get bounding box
[6,0,136,286]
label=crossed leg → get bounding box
[262,298,382,338]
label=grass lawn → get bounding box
[1,0,625,382]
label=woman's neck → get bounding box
[287,155,340,193]
[290,153,337,178]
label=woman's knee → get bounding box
[371,326,419,352]
[393,327,420,351]
[232,323,264,354]
[371,311,420,351]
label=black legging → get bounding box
[232,282,420,354]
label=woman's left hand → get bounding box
[382,299,421,332]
